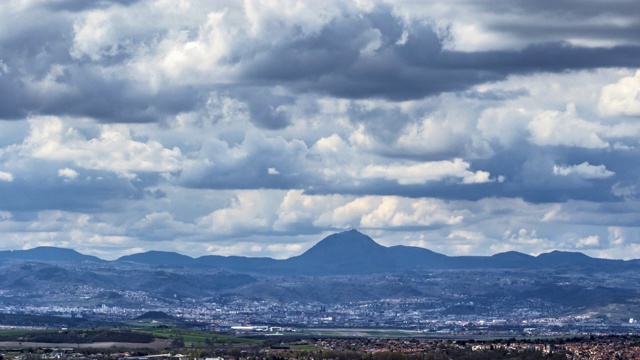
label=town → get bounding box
[1,294,639,338]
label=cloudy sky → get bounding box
[1,0,640,260]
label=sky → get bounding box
[1,0,640,260]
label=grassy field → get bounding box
[0,328,260,349]
[0,329,48,336]
[0,328,154,344]
[135,328,261,348]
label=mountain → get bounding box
[0,246,102,263]
[118,251,195,267]
[286,230,391,274]
[387,245,451,268]
[0,231,634,275]
[534,250,625,269]
[536,250,598,266]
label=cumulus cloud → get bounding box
[3,0,640,125]
[191,190,471,239]
[528,104,609,148]
[57,167,79,180]
[22,117,183,174]
[1,0,640,259]
[575,235,601,248]
[197,190,282,236]
[599,70,640,117]
[361,158,496,185]
[0,171,13,182]
[553,162,615,179]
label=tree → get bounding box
[171,337,185,348]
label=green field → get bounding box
[136,328,261,348]
[0,329,49,337]
[0,328,154,344]
[0,328,260,349]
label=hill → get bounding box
[0,246,102,263]
[118,251,195,267]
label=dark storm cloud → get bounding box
[0,45,201,122]
[0,67,202,123]
[361,41,640,100]
[37,68,202,123]
[462,0,640,45]
[0,1,635,204]
[236,10,640,101]
[234,88,294,129]
[470,145,628,203]
[43,0,142,12]
[497,0,640,15]
[0,1,199,123]
[346,103,412,144]
[3,2,640,123]
[0,74,28,119]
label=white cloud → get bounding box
[274,190,344,231]
[197,190,282,236]
[22,117,183,174]
[0,59,8,75]
[314,195,466,230]
[553,162,615,179]
[528,103,609,148]
[395,116,464,155]
[359,197,464,228]
[608,226,626,246]
[57,167,78,180]
[361,158,495,185]
[194,190,470,238]
[71,10,122,61]
[575,235,600,248]
[599,70,640,117]
[0,171,13,182]
[478,106,530,147]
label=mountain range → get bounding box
[0,230,635,275]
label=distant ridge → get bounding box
[0,231,633,275]
[0,246,102,263]
[118,251,195,267]
[111,230,634,274]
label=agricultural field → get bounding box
[135,327,261,348]
[0,327,259,350]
